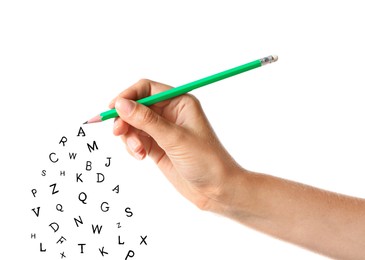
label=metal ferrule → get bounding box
[260,55,276,66]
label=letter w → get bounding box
[69,153,77,159]
[91,224,103,234]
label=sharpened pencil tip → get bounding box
[272,55,278,62]
[84,115,102,124]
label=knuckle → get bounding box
[185,94,202,110]
[137,78,152,85]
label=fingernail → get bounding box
[133,152,144,160]
[115,98,135,117]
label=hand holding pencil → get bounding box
[104,56,365,259]
[109,79,236,210]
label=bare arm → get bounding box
[212,168,365,259]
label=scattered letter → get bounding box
[49,183,59,195]
[87,141,98,153]
[77,127,86,137]
[69,152,77,160]
[92,224,103,234]
[99,247,108,256]
[56,204,64,212]
[59,136,67,147]
[125,250,135,260]
[97,173,105,183]
[40,243,46,252]
[112,185,119,194]
[32,207,40,217]
[86,161,92,171]
[78,243,86,253]
[74,216,83,227]
[76,173,83,183]
[78,192,87,204]
[125,207,133,217]
[100,202,109,212]
[49,222,59,233]
[140,235,147,245]
[57,236,67,244]
[105,157,111,167]
[49,152,59,163]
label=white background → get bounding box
[1,0,365,259]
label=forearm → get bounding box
[210,168,365,259]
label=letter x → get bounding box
[140,235,147,245]
[60,252,66,258]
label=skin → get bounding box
[110,79,365,260]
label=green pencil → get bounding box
[84,55,278,124]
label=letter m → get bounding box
[87,141,98,153]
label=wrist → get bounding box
[205,165,255,218]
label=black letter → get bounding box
[40,243,46,252]
[74,216,83,227]
[91,224,103,234]
[99,247,108,256]
[31,233,36,239]
[57,236,67,244]
[49,222,59,233]
[32,207,40,217]
[140,235,147,245]
[49,183,59,195]
[77,127,86,137]
[86,161,92,171]
[76,173,83,183]
[100,202,109,212]
[69,152,77,160]
[49,152,59,163]
[60,170,65,176]
[105,157,111,167]
[125,207,133,217]
[125,250,135,259]
[59,136,67,146]
[97,173,105,183]
[87,141,98,153]
[112,185,119,194]
[78,243,86,253]
[56,204,64,212]
[118,235,125,245]
[31,189,37,198]
[78,192,87,204]
[41,170,46,176]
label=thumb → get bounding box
[115,97,181,148]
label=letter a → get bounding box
[112,185,120,194]
[77,127,86,137]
